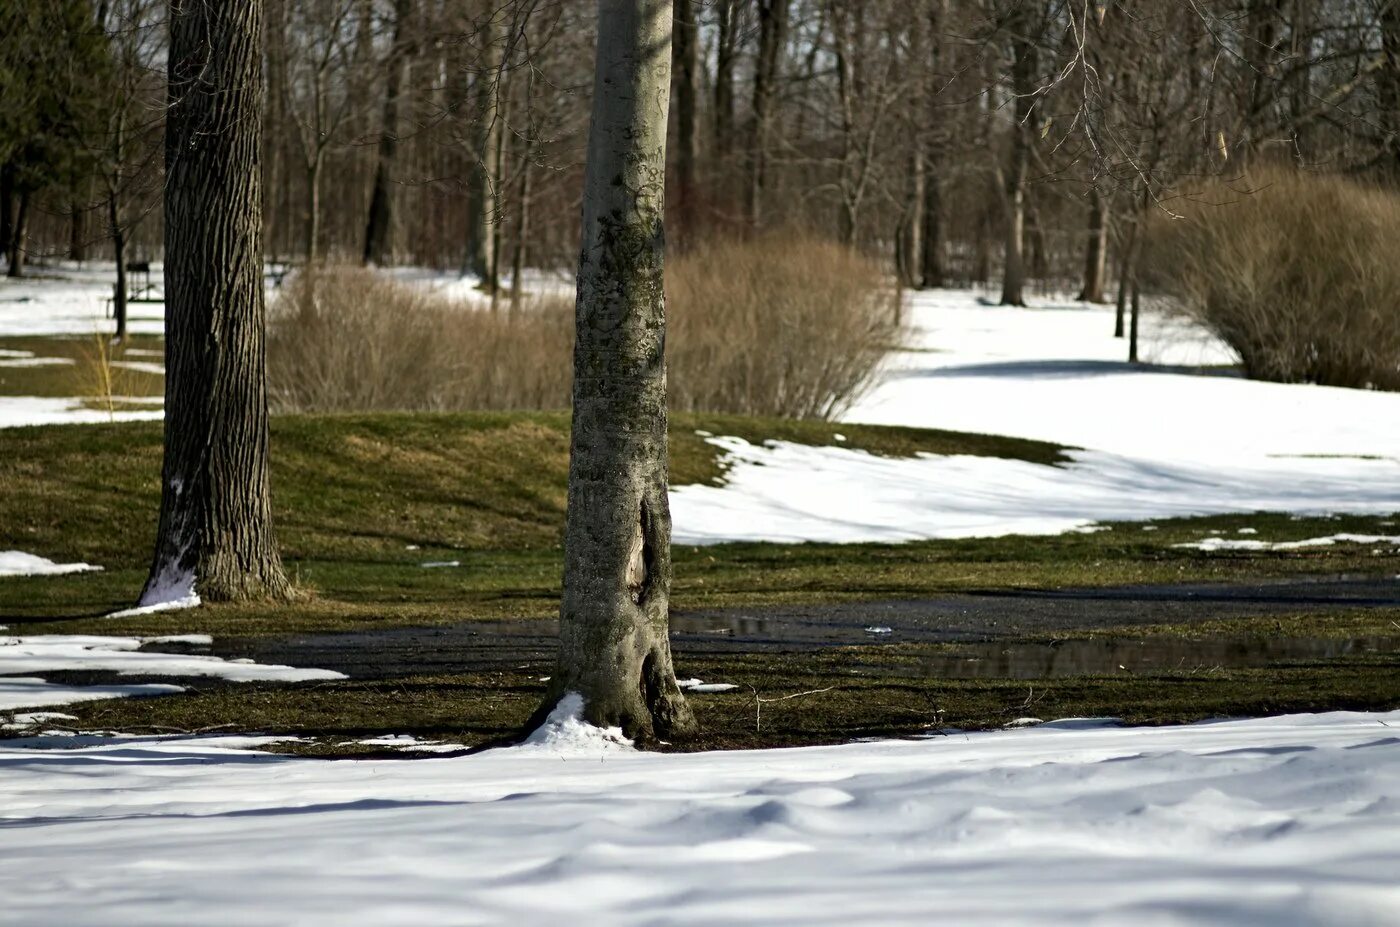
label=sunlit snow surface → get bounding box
[0,711,1396,926]
[671,289,1400,542]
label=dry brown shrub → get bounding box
[667,233,901,419]
[269,238,901,418]
[1148,169,1400,390]
[267,267,572,413]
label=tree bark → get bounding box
[147,0,291,605]
[1380,0,1400,173]
[1077,190,1107,302]
[110,191,127,343]
[6,190,28,278]
[713,0,738,162]
[363,0,412,266]
[0,163,13,260]
[537,0,694,743]
[998,11,1037,307]
[745,0,787,230]
[671,0,700,242]
[464,6,499,280]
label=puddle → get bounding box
[882,635,1400,680]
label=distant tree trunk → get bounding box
[0,164,13,258]
[671,0,699,242]
[898,149,924,288]
[1114,208,1140,339]
[465,9,500,282]
[920,158,944,287]
[363,0,412,266]
[488,78,508,311]
[713,0,738,162]
[69,194,88,262]
[745,0,787,230]
[999,7,1038,307]
[147,0,291,605]
[6,190,29,278]
[304,155,322,261]
[110,192,128,343]
[537,0,695,743]
[1380,0,1400,173]
[1128,275,1141,363]
[1077,190,1107,302]
[510,154,532,313]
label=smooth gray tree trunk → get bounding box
[146,0,291,605]
[536,0,694,743]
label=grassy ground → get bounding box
[2,412,1398,751]
[0,335,165,399]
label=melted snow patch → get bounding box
[1175,533,1400,552]
[0,551,101,577]
[0,635,344,710]
[677,678,739,693]
[520,692,634,753]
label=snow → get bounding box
[0,635,345,710]
[520,692,635,754]
[122,566,199,616]
[1175,533,1400,552]
[0,395,163,428]
[670,290,1400,543]
[0,550,100,577]
[677,678,740,693]
[0,710,1395,925]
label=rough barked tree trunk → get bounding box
[146,0,291,605]
[1077,190,1107,303]
[537,0,695,742]
[464,5,499,281]
[363,0,412,266]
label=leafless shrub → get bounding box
[269,239,901,418]
[1148,170,1400,391]
[668,234,902,419]
[267,267,572,413]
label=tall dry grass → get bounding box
[267,238,901,418]
[1148,169,1400,390]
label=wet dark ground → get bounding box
[211,574,1400,680]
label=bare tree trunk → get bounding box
[1078,190,1107,302]
[110,192,128,343]
[6,190,28,278]
[69,194,88,262]
[465,7,500,281]
[713,0,738,162]
[510,154,532,313]
[363,0,412,266]
[671,0,700,242]
[998,5,1038,307]
[745,0,787,230]
[1128,274,1141,363]
[537,0,694,743]
[147,0,291,605]
[1114,211,1141,340]
[305,157,322,261]
[1380,0,1400,174]
[0,164,12,259]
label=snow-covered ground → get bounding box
[10,271,1398,538]
[672,289,1400,542]
[0,634,345,710]
[1,710,1396,926]
[3,271,1399,923]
